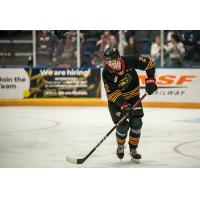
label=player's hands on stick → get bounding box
[121,103,131,119]
[145,77,157,95]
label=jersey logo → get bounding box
[118,74,132,91]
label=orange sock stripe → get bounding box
[129,136,140,141]
[117,137,126,144]
[129,137,140,145]
[129,138,139,142]
[129,140,139,145]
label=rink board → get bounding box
[0,98,200,108]
[1,68,200,108]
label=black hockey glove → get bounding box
[121,103,131,119]
[145,77,157,95]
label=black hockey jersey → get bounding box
[102,55,155,107]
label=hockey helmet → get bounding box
[104,46,120,61]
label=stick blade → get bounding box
[66,156,85,165]
[66,157,78,164]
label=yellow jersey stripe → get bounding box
[123,91,140,97]
[123,91,140,100]
[108,92,121,101]
[112,93,122,102]
[122,89,140,97]
[108,90,121,99]
[126,86,140,93]
[145,60,155,71]
[124,94,140,100]
[122,87,140,96]
[109,93,121,102]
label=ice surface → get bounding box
[0,106,200,167]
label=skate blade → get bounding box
[131,157,141,164]
[118,158,123,162]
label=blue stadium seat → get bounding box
[82,38,98,64]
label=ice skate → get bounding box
[116,144,125,160]
[130,148,141,163]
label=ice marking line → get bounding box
[174,140,200,160]
[0,115,60,134]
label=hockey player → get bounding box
[102,46,157,162]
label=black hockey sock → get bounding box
[116,131,127,145]
[128,129,141,149]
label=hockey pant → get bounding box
[108,100,143,149]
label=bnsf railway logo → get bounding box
[139,75,196,88]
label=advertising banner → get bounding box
[0,68,30,98]
[26,67,101,98]
[101,69,200,103]
[0,67,101,99]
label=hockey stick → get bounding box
[66,93,147,164]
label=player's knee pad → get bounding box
[129,117,143,131]
[116,119,129,136]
